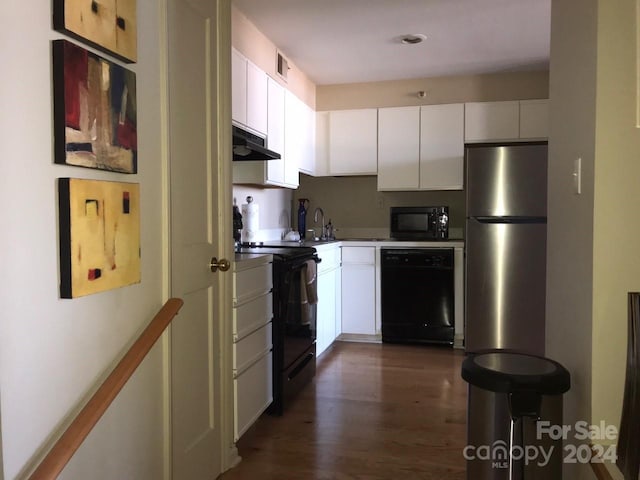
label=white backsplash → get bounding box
[231,185,465,243]
[233,185,293,242]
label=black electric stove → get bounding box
[236,242,317,261]
[237,241,319,415]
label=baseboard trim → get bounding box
[336,333,382,343]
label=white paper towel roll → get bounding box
[241,196,259,243]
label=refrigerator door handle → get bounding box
[471,216,547,224]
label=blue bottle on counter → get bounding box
[297,199,309,239]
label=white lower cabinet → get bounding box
[232,254,273,441]
[341,246,376,336]
[315,244,341,356]
[235,351,273,440]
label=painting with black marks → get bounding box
[53,0,137,63]
[59,178,140,298]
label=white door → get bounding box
[167,0,232,478]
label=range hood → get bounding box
[232,125,281,161]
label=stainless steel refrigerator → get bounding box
[465,142,561,480]
[465,142,548,355]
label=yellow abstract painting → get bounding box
[54,0,137,63]
[59,178,140,298]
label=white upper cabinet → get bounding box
[284,91,301,188]
[265,77,286,184]
[377,106,420,190]
[231,48,267,135]
[328,109,378,175]
[465,100,549,142]
[519,99,548,139]
[315,111,329,176]
[298,101,316,175]
[377,103,464,191]
[232,47,317,189]
[420,103,464,190]
[233,77,300,189]
[246,62,268,134]
[464,101,520,142]
[286,92,315,176]
[231,49,247,127]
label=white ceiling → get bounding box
[232,0,551,85]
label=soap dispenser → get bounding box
[326,220,334,240]
[297,199,309,238]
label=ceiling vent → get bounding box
[276,51,289,82]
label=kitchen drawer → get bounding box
[317,247,341,273]
[234,262,272,305]
[233,291,272,340]
[234,322,272,374]
[342,246,375,264]
[234,351,273,440]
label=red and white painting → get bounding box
[53,40,137,174]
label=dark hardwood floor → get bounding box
[221,341,467,480]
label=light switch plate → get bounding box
[573,157,582,195]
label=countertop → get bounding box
[233,252,273,271]
[233,240,465,266]
[277,239,465,248]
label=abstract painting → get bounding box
[53,40,137,174]
[53,0,137,63]
[59,178,141,298]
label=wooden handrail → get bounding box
[28,298,184,480]
[590,444,615,480]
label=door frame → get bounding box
[158,0,236,478]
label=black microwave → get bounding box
[390,206,449,240]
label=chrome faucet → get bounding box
[314,207,326,240]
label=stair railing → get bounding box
[27,298,184,480]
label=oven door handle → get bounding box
[287,352,315,381]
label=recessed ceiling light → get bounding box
[401,34,427,45]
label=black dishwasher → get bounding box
[381,248,454,345]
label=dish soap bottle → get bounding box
[326,220,334,240]
[297,199,309,239]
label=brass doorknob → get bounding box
[210,257,231,272]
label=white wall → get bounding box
[232,5,316,108]
[317,70,549,110]
[547,0,597,478]
[592,0,640,439]
[0,0,166,478]
[548,1,640,479]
